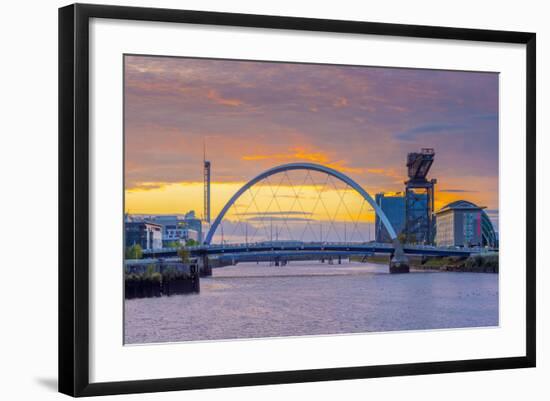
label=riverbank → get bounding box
[418,254,498,273]
[351,253,498,273]
[124,262,200,299]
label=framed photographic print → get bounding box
[58,3,536,397]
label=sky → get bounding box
[124,55,499,241]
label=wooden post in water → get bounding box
[190,263,200,293]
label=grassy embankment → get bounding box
[351,253,498,273]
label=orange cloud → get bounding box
[126,182,170,192]
[366,168,402,181]
[433,177,497,212]
[206,89,243,107]
[333,97,348,108]
[243,147,329,164]
[325,162,363,174]
[242,147,363,174]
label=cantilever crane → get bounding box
[405,148,437,244]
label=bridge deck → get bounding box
[141,242,495,259]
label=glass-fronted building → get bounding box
[375,193,405,243]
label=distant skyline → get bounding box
[124,55,499,232]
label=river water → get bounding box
[124,261,498,344]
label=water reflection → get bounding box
[124,261,498,344]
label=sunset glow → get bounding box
[124,55,499,232]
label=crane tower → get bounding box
[404,148,437,244]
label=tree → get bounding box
[125,244,143,259]
[177,247,191,263]
[145,264,162,283]
[165,241,180,249]
[185,238,199,247]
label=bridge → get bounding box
[139,162,497,274]
[143,241,490,259]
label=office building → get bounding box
[125,221,163,250]
[149,214,200,246]
[375,192,405,243]
[435,201,484,247]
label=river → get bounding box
[124,261,498,344]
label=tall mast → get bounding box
[203,140,211,224]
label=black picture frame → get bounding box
[59,3,536,397]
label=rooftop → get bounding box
[436,200,486,214]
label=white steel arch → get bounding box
[204,162,398,244]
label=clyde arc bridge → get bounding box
[142,162,493,274]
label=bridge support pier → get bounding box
[389,239,410,274]
[199,254,212,277]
